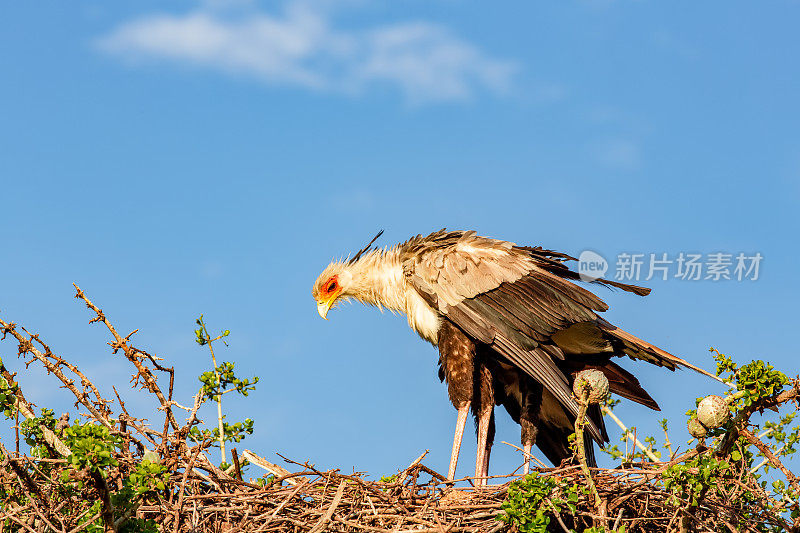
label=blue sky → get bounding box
[1,1,798,480]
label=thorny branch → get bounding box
[72,284,180,436]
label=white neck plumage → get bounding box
[347,249,441,344]
[346,249,406,312]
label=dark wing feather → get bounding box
[521,246,652,296]
[558,357,660,410]
[488,335,604,442]
[402,231,699,449]
[533,407,605,467]
[438,293,603,441]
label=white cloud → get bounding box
[96,3,516,103]
[355,23,513,102]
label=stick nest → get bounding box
[0,286,797,532]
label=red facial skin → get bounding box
[320,275,339,299]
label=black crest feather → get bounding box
[348,230,384,265]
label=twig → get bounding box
[740,428,800,493]
[544,497,571,533]
[501,441,548,469]
[255,480,309,532]
[231,447,243,481]
[171,443,204,533]
[73,284,179,432]
[575,387,602,509]
[397,450,428,486]
[242,449,303,485]
[309,480,347,533]
[601,405,661,463]
[197,317,227,464]
[0,319,117,437]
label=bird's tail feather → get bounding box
[597,319,720,381]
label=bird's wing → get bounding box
[403,231,616,441]
[441,275,606,442]
[403,230,702,441]
[404,231,688,368]
[401,230,608,317]
[400,229,535,307]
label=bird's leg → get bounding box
[520,422,537,476]
[522,443,533,475]
[439,321,477,483]
[480,412,495,482]
[474,362,495,488]
[474,406,492,487]
[520,379,543,476]
[448,403,470,481]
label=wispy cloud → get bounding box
[96,2,516,104]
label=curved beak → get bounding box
[317,300,331,320]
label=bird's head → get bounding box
[312,230,385,320]
[312,262,354,320]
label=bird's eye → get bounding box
[327,281,338,292]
